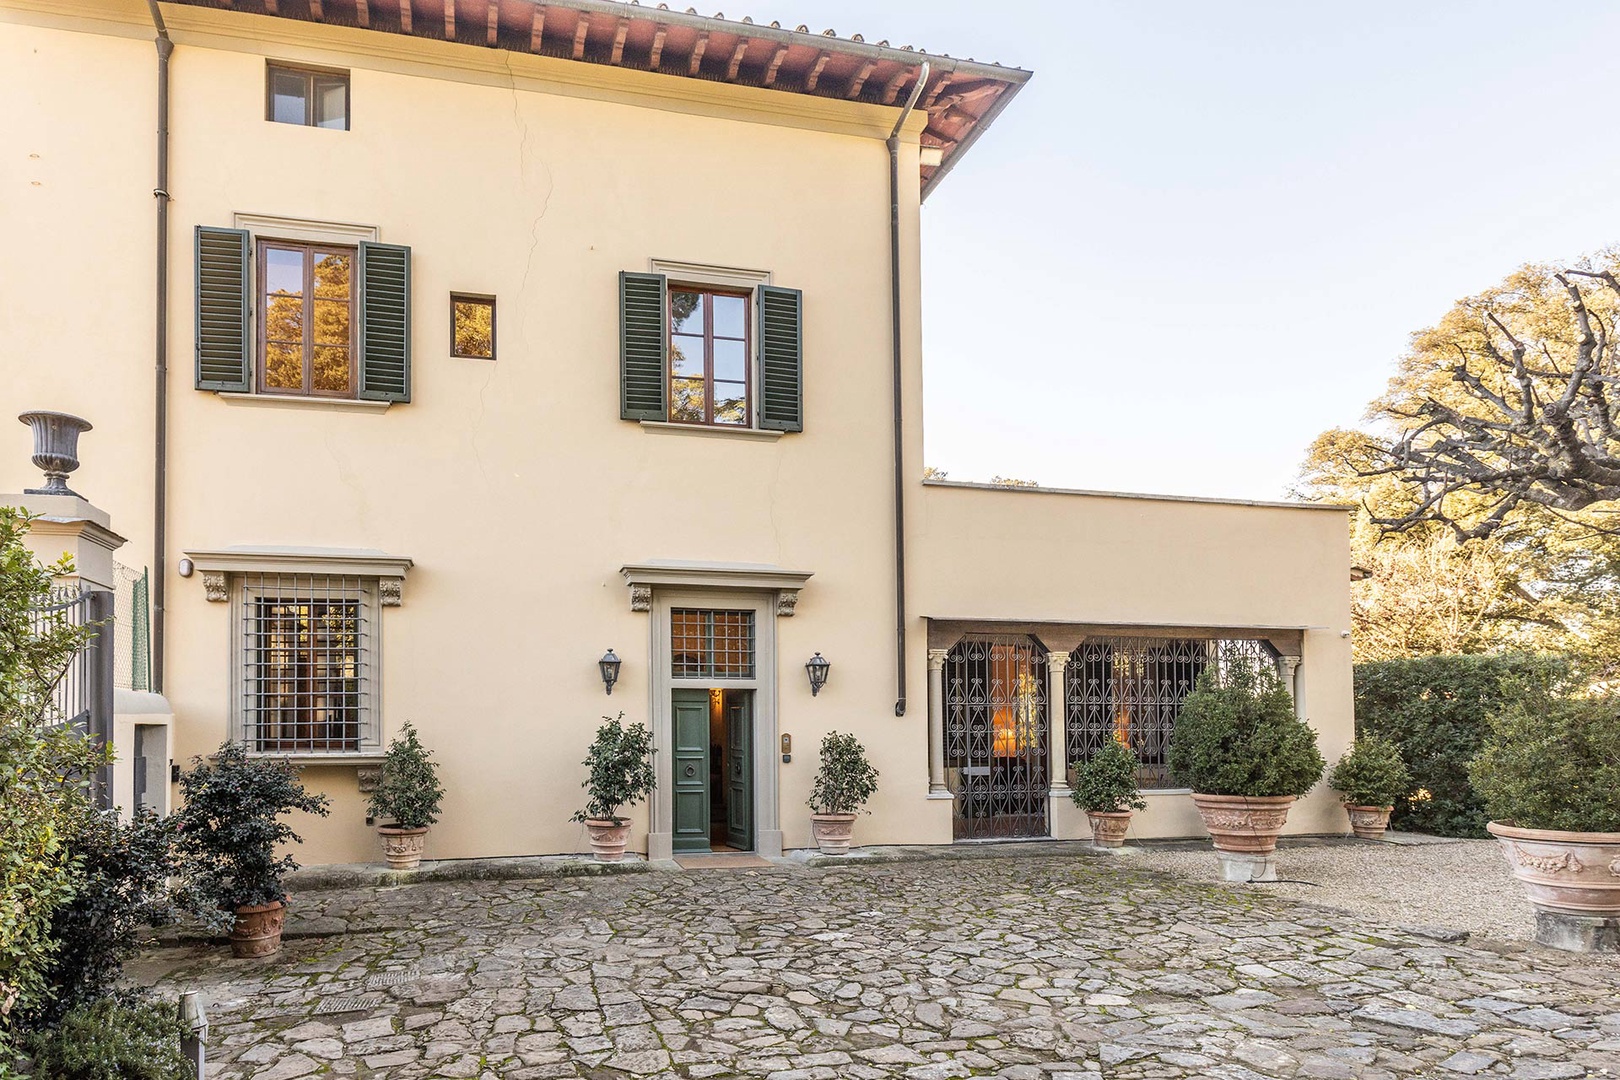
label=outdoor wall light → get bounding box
[805,652,831,697]
[599,649,622,695]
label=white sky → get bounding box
[734,0,1620,498]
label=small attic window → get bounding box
[267,63,350,130]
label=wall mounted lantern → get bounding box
[805,652,831,697]
[599,649,622,695]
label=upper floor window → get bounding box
[267,63,349,130]
[260,242,356,397]
[670,288,750,427]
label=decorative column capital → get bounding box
[1279,653,1301,676]
[927,648,950,671]
[1047,650,1070,670]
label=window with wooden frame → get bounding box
[259,241,357,397]
[267,63,350,129]
[669,287,750,426]
[451,294,496,360]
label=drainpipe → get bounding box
[146,0,172,694]
[887,61,928,718]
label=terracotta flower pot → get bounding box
[1487,821,1620,918]
[584,818,631,861]
[1189,793,1295,856]
[810,812,857,855]
[1345,804,1394,841]
[377,825,429,870]
[230,901,286,959]
[1086,810,1133,848]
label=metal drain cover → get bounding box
[312,993,385,1015]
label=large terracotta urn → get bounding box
[1086,810,1133,848]
[810,813,857,855]
[230,901,286,959]
[1487,821,1620,951]
[584,819,631,862]
[1190,793,1296,854]
[1345,804,1394,841]
[377,825,429,870]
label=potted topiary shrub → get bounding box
[368,721,444,871]
[807,731,879,855]
[1328,735,1410,840]
[173,742,330,958]
[1070,736,1147,848]
[1168,650,1325,881]
[571,713,654,861]
[1471,686,1620,951]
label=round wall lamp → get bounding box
[805,652,830,697]
[599,649,622,695]
[177,557,194,578]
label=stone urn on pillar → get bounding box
[18,411,93,498]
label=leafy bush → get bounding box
[1328,735,1412,807]
[173,742,329,918]
[0,508,105,1052]
[31,810,179,1026]
[807,732,879,815]
[1169,652,1325,797]
[24,995,191,1080]
[1354,653,1566,836]
[367,721,444,829]
[1070,738,1147,814]
[570,714,654,825]
[1470,687,1620,833]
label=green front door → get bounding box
[672,689,711,852]
[725,693,753,850]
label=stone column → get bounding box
[927,649,950,796]
[1280,654,1303,720]
[1047,650,1071,797]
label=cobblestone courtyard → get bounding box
[136,853,1620,1079]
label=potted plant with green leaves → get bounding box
[1471,685,1620,951]
[173,742,330,957]
[1328,735,1410,840]
[807,731,879,855]
[1070,736,1147,848]
[571,713,654,861]
[368,721,444,871]
[1168,649,1325,881]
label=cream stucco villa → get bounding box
[2,0,1353,864]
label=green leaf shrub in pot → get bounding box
[368,721,444,871]
[1328,735,1411,840]
[1169,650,1325,879]
[173,742,330,957]
[1470,686,1620,946]
[807,731,879,855]
[570,713,654,861]
[1070,737,1147,848]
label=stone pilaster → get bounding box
[927,649,950,797]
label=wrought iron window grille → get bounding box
[235,573,378,756]
[669,608,755,679]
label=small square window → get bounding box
[267,63,349,130]
[451,294,496,360]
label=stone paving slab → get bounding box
[131,855,1620,1078]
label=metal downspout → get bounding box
[887,62,928,718]
[147,0,172,694]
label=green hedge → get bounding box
[1352,653,1567,838]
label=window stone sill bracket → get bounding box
[620,560,813,616]
[184,546,414,605]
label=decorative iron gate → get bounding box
[1066,637,1278,788]
[943,635,1049,839]
[27,586,115,807]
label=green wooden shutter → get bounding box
[194,226,251,392]
[619,271,668,421]
[757,285,803,432]
[358,242,412,403]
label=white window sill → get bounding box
[639,421,782,441]
[245,752,386,767]
[215,392,391,411]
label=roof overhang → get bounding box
[157,0,1030,198]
